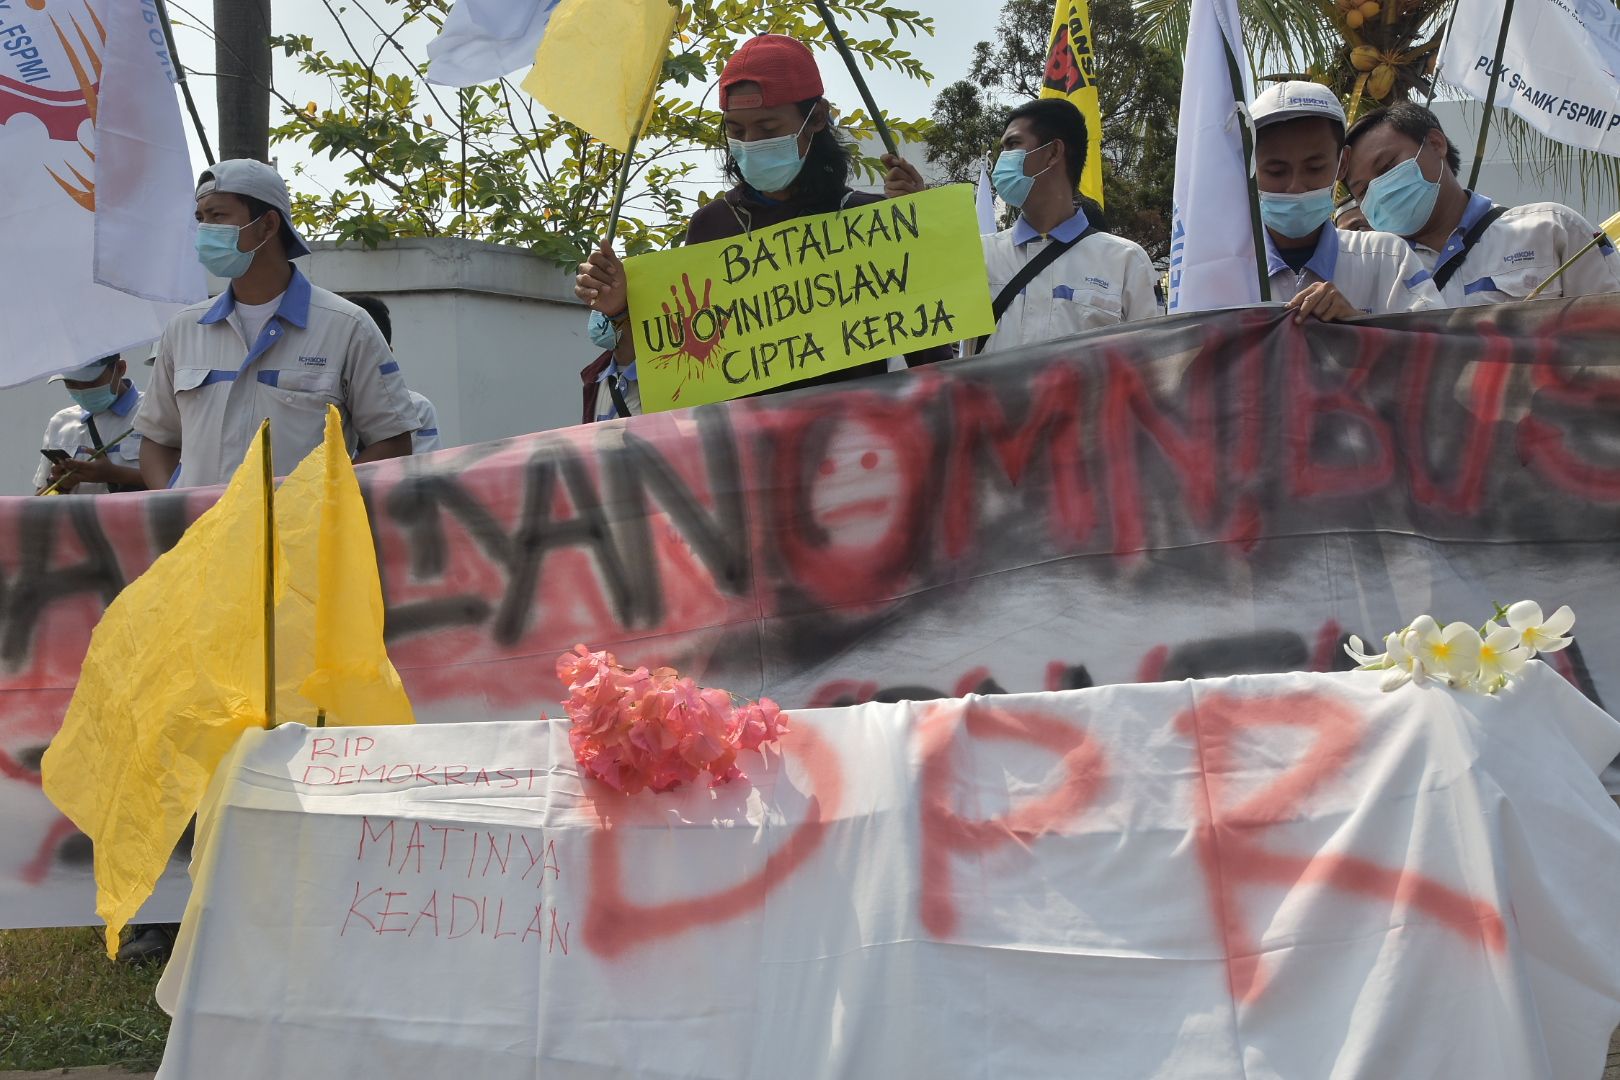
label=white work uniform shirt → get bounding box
[1413,192,1620,307]
[1266,223,1441,314]
[136,269,418,488]
[976,208,1159,355]
[408,390,442,455]
[33,381,144,493]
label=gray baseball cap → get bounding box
[195,159,312,259]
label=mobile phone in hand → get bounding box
[40,448,72,465]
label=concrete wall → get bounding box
[0,238,590,495]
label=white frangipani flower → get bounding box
[1474,625,1532,691]
[1404,617,1482,687]
[1352,601,1576,696]
[1505,601,1575,654]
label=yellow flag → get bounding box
[279,406,414,727]
[1601,210,1620,241]
[1039,0,1105,207]
[42,425,275,957]
[520,0,678,152]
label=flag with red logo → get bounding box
[1038,0,1104,206]
[0,0,185,386]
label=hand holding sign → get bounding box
[623,185,994,412]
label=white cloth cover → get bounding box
[154,665,1620,1080]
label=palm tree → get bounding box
[1133,0,1620,198]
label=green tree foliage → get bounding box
[923,0,1179,261]
[264,0,937,265]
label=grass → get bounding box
[0,926,168,1071]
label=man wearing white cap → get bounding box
[135,160,417,490]
[1252,82,1440,322]
[33,354,145,494]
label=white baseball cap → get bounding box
[48,354,120,383]
[195,159,312,258]
[1251,81,1347,132]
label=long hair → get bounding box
[722,97,853,210]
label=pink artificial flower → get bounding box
[556,646,790,796]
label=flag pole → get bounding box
[602,126,642,247]
[810,0,899,157]
[1466,0,1517,191]
[260,422,276,729]
[1221,37,1271,302]
[1525,228,1609,299]
[153,0,216,166]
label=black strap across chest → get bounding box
[974,226,1098,354]
[1431,205,1509,290]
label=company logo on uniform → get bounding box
[298,355,328,367]
[1085,275,1112,290]
[1503,249,1537,264]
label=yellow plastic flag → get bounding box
[1601,210,1620,241]
[1039,0,1105,207]
[519,0,678,152]
[42,425,276,957]
[278,406,415,727]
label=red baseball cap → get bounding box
[719,35,824,111]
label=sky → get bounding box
[161,0,997,210]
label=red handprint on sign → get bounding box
[648,273,731,403]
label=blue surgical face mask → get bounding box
[69,383,118,414]
[729,112,813,194]
[587,309,622,351]
[1259,186,1336,239]
[1361,142,1441,237]
[991,141,1055,209]
[195,215,270,278]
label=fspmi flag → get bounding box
[1039,0,1104,206]
[1438,0,1620,158]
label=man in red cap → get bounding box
[575,34,946,419]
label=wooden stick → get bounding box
[810,0,899,157]
[260,422,277,729]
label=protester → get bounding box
[971,98,1157,355]
[574,34,947,419]
[1251,83,1439,321]
[33,355,145,495]
[1343,101,1620,307]
[135,160,416,490]
[344,295,443,454]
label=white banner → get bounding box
[153,666,1620,1079]
[1439,0,1620,158]
[1168,0,1260,312]
[93,0,205,304]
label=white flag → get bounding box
[975,158,997,234]
[93,0,206,304]
[426,0,562,85]
[1439,0,1620,159]
[0,0,182,386]
[1168,0,1261,313]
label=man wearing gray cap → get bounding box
[34,354,146,495]
[135,160,416,490]
[1252,81,1440,321]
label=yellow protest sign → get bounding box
[624,186,994,412]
